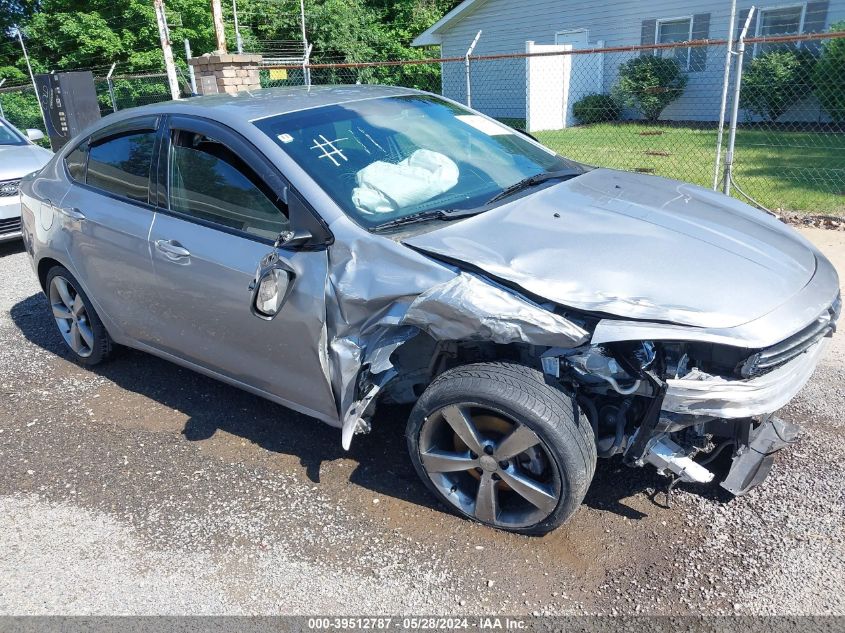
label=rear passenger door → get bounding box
[146,115,337,422]
[59,117,161,344]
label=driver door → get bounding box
[146,115,337,423]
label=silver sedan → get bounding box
[20,86,839,534]
[0,117,51,243]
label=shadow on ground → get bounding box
[9,290,731,524]
[0,240,25,258]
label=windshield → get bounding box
[254,95,582,229]
[0,120,26,146]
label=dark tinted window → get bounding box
[65,143,88,182]
[87,131,155,202]
[168,130,289,240]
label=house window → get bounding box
[756,4,806,55]
[656,17,693,70]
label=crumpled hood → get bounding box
[0,144,52,180]
[404,169,819,329]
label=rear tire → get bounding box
[45,266,114,366]
[407,362,596,535]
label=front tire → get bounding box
[407,362,596,535]
[45,266,113,366]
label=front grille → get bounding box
[0,216,21,235]
[0,179,20,197]
[740,299,839,378]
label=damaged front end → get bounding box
[542,304,837,495]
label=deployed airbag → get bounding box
[352,149,459,215]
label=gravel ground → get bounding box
[0,228,843,616]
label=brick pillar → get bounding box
[188,53,263,95]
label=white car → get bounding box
[0,117,52,243]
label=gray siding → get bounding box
[434,0,845,121]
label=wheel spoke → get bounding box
[69,322,83,353]
[474,472,498,523]
[54,277,74,310]
[441,405,484,454]
[498,468,558,514]
[421,449,478,473]
[495,424,541,460]
[71,294,85,317]
[77,320,94,349]
[51,303,73,320]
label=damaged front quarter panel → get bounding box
[401,273,589,347]
[322,218,591,449]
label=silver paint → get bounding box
[18,86,840,449]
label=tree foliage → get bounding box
[572,93,620,125]
[740,48,816,121]
[813,21,845,123]
[0,0,458,131]
[611,55,688,122]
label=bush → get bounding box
[740,49,816,121]
[813,21,845,123]
[611,55,688,122]
[0,90,43,132]
[572,93,620,124]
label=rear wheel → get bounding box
[46,266,113,366]
[407,362,596,535]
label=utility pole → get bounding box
[299,0,309,56]
[15,26,48,132]
[154,0,181,101]
[211,0,227,54]
[232,0,243,54]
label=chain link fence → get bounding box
[0,67,191,145]
[262,30,845,215]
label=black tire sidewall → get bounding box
[407,362,596,535]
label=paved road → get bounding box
[0,228,843,615]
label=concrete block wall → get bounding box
[188,54,263,95]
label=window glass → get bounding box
[254,95,582,230]
[0,120,26,146]
[87,132,155,202]
[168,131,289,240]
[758,6,803,55]
[658,18,692,68]
[65,143,88,182]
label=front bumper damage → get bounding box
[662,338,828,418]
[628,340,826,494]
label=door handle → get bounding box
[155,239,191,259]
[58,206,85,221]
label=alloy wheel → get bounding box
[418,404,562,529]
[49,276,94,358]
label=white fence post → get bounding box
[464,30,482,108]
[713,0,738,190]
[724,6,756,196]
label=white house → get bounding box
[412,0,844,125]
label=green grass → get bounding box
[528,123,845,215]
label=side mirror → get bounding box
[250,252,295,320]
[276,228,314,250]
[26,129,45,142]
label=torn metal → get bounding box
[402,273,589,347]
[320,220,589,448]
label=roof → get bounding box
[412,0,488,47]
[116,84,421,127]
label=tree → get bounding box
[813,21,845,123]
[612,55,688,122]
[740,49,816,122]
